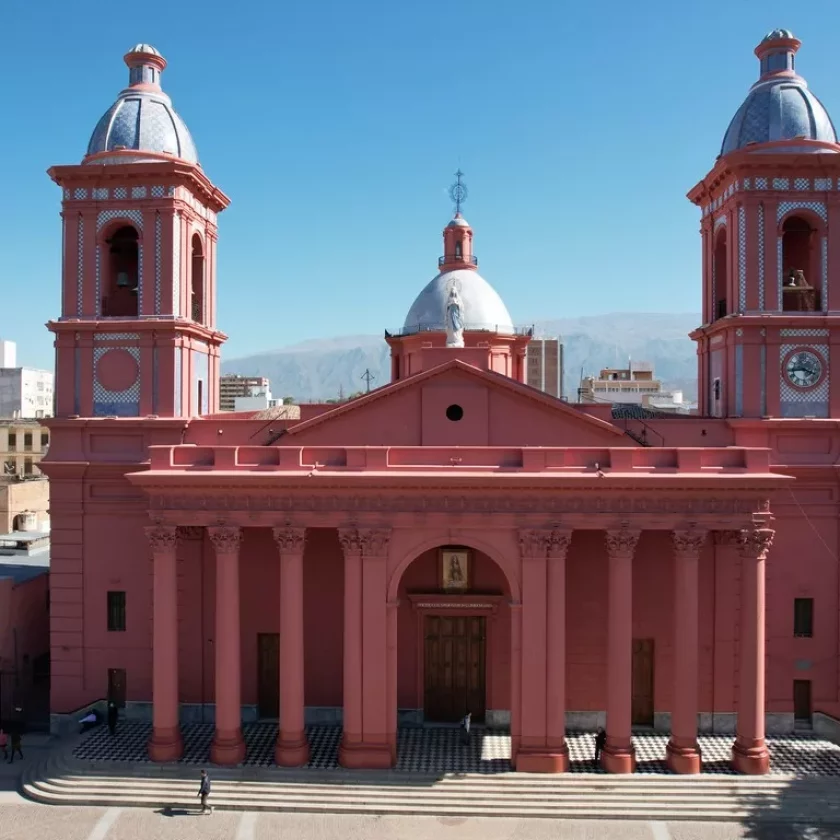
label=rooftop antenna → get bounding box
[361,368,376,393]
[449,169,468,216]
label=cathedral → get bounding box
[42,30,840,775]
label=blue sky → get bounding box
[2,0,839,369]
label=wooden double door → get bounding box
[424,615,486,723]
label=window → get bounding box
[7,433,16,451]
[40,433,49,448]
[107,591,127,632]
[23,432,32,451]
[794,598,813,638]
[23,458,33,475]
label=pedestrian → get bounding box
[197,769,212,814]
[0,729,6,761]
[8,730,22,763]
[107,701,118,736]
[594,728,606,767]
[459,711,472,746]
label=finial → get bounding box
[448,169,468,216]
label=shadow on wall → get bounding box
[739,770,840,837]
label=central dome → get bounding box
[403,268,514,335]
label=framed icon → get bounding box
[441,548,470,591]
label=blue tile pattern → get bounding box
[738,205,746,312]
[757,202,765,310]
[92,345,141,417]
[777,200,827,223]
[155,212,162,314]
[776,236,784,311]
[779,342,829,418]
[76,216,84,316]
[822,236,829,310]
[72,722,840,778]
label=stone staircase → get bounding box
[20,749,840,823]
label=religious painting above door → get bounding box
[441,548,470,591]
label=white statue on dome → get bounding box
[445,280,465,348]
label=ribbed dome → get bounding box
[721,30,838,156]
[85,45,199,165]
[403,269,514,335]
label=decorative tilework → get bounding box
[64,188,71,200]
[757,203,765,310]
[779,343,829,416]
[131,186,147,199]
[738,206,746,312]
[92,345,141,416]
[172,212,181,317]
[822,236,829,311]
[743,178,751,190]
[92,187,109,200]
[94,333,140,341]
[74,187,88,200]
[137,244,144,313]
[114,187,127,199]
[773,178,790,190]
[95,247,101,316]
[814,178,832,190]
[151,185,165,198]
[756,177,768,190]
[777,200,827,223]
[76,217,84,316]
[155,212,162,314]
[714,214,726,228]
[72,722,840,778]
[96,209,143,232]
[167,186,176,197]
[780,329,830,337]
[794,178,810,190]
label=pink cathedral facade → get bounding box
[41,33,840,775]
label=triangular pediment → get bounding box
[283,359,628,447]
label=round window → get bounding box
[446,404,464,422]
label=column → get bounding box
[386,599,399,763]
[515,528,571,772]
[337,527,393,769]
[272,526,309,767]
[602,525,640,773]
[732,521,774,774]
[667,527,707,774]
[207,526,246,766]
[146,525,183,761]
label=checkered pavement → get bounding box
[72,722,840,776]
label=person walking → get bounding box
[107,702,118,736]
[0,729,7,761]
[459,711,472,746]
[594,728,607,768]
[197,769,212,814]
[8,730,22,764]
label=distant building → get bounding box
[579,361,661,405]
[526,338,564,398]
[219,375,270,412]
[0,420,50,478]
[0,340,54,419]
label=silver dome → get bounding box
[85,45,199,165]
[403,269,515,334]
[721,32,838,156]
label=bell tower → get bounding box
[47,44,229,418]
[689,30,840,418]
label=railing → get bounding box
[438,255,478,267]
[144,444,776,474]
[390,323,534,338]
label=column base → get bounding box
[731,739,770,775]
[338,736,394,770]
[147,727,183,763]
[666,739,702,774]
[600,743,636,774]
[275,735,310,767]
[210,730,246,766]
[515,743,570,773]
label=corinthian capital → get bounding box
[145,525,178,553]
[738,527,774,560]
[548,529,572,560]
[672,527,707,557]
[338,527,363,557]
[207,526,242,555]
[605,525,641,557]
[360,528,391,557]
[273,526,306,555]
[518,529,552,560]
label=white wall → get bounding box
[0,369,54,418]
[0,341,16,369]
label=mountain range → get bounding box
[220,312,701,403]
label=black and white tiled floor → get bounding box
[73,723,840,777]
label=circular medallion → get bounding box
[784,348,823,389]
[96,348,139,393]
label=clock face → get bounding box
[785,350,822,388]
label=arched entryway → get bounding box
[387,530,520,769]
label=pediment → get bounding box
[283,359,628,448]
